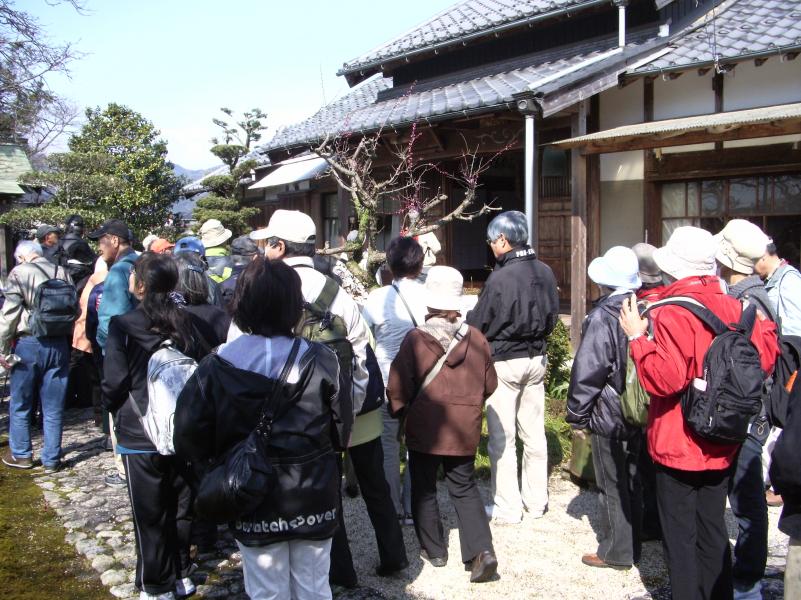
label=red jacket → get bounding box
[630,276,779,471]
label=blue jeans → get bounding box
[8,336,70,467]
[727,434,768,587]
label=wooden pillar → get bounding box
[337,184,350,240]
[570,100,589,350]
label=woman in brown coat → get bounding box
[387,265,499,583]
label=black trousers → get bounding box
[123,453,193,595]
[655,464,733,600]
[590,432,643,566]
[409,450,493,563]
[639,445,662,539]
[65,348,96,410]
[330,436,407,586]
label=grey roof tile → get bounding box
[339,0,596,75]
[635,0,801,72]
[264,37,633,151]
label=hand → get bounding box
[619,293,648,339]
[0,356,11,371]
[574,429,589,441]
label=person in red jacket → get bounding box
[620,226,779,600]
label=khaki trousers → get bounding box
[787,537,801,600]
[485,354,548,520]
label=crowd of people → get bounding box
[0,207,799,600]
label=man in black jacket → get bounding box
[466,210,559,524]
[566,246,643,570]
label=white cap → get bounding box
[250,209,316,243]
[654,226,717,280]
[425,266,464,311]
[714,219,772,275]
[588,246,642,290]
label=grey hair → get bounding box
[174,253,210,305]
[14,240,43,260]
[487,210,529,247]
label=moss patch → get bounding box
[0,447,110,600]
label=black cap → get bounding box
[88,219,132,241]
[230,235,258,256]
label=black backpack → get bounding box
[28,263,79,338]
[646,297,764,445]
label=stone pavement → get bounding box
[4,405,792,599]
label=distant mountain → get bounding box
[172,164,218,183]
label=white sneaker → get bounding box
[175,576,196,598]
[140,592,176,600]
[484,504,522,524]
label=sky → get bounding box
[24,0,452,170]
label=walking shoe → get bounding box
[420,549,447,567]
[175,576,196,598]
[375,558,409,577]
[2,450,33,469]
[581,553,631,570]
[398,513,414,526]
[524,503,548,519]
[102,435,113,451]
[469,550,498,583]
[104,473,127,487]
[733,580,762,600]
[42,462,61,474]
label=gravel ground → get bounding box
[6,407,790,600]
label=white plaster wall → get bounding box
[654,71,715,120]
[600,180,645,251]
[600,79,644,129]
[600,151,644,181]
[724,58,801,111]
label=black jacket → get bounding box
[770,377,801,539]
[566,294,640,439]
[173,340,351,546]
[102,307,225,450]
[466,246,559,361]
[183,303,231,351]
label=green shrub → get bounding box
[545,319,572,400]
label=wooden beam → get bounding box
[564,118,801,155]
[755,57,769,67]
[698,67,712,76]
[570,100,589,350]
[644,78,654,123]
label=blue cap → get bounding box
[174,236,205,257]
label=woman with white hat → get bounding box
[387,266,499,583]
[567,246,643,570]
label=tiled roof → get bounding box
[339,0,602,77]
[181,151,270,194]
[265,36,646,152]
[635,0,801,73]
[0,143,32,195]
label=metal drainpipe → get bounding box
[516,96,542,249]
[617,0,627,48]
[524,114,537,248]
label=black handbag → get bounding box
[194,338,301,524]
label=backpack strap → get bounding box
[308,276,340,315]
[414,322,469,403]
[644,296,729,336]
[255,337,301,437]
[392,283,418,327]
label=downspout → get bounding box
[515,95,544,249]
[614,0,628,48]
